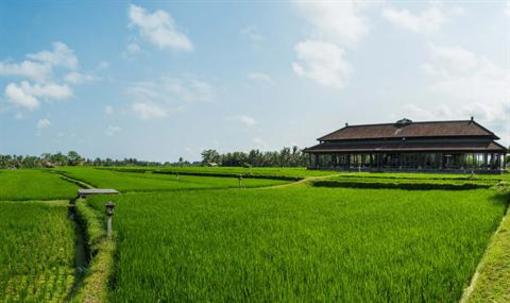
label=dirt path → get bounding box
[259,173,342,190]
[58,174,95,189]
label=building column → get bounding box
[494,153,500,170]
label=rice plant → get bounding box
[0,201,76,302]
[0,169,78,201]
[55,167,288,192]
[87,186,507,302]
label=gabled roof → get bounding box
[305,140,508,153]
[318,119,498,141]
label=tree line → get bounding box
[0,151,167,169]
[0,146,309,169]
[1,147,509,169]
[200,146,308,167]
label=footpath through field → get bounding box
[259,173,343,189]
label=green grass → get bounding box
[106,166,338,179]
[87,186,507,302]
[107,166,509,181]
[466,200,510,303]
[311,171,509,190]
[54,167,288,192]
[0,201,76,302]
[313,176,497,190]
[328,171,508,183]
[0,169,78,201]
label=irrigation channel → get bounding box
[59,173,118,302]
[66,198,89,301]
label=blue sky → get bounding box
[0,1,508,161]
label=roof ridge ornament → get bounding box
[395,118,412,127]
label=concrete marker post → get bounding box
[105,201,116,238]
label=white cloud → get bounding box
[406,45,510,128]
[233,115,257,127]
[5,82,39,110]
[22,81,72,100]
[37,118,51,129]
[295,1,373,47]
[127,77,214,119]
[131,102,167,119]
[129,4,193,51]
[292,40,350,89]
[0,60,51,82]
[382,5,463,34]
[506,2,510,16]
[64,72,95,84]
[422,45,478,74]
[4,81,73,110]
[105,105,114,115]
[0,42,77,82]
[27,41,78,69]
[0,42,89,113]
[247,72,273,84]
[293,2,374,90]
[105,125,122,136]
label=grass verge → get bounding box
[71,199,114,303]
[463,191,510,303]
[312,180,491,190]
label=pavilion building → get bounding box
[304,118,507,173]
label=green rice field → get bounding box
[1,167,508,302]
[0,169,78,201]
[0,201,76,302]
[54,167,289,192]
[106,166,338,179]
[107,166,509,181]
[87,186,507,302]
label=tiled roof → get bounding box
[319,119,497,141]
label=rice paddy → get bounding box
[106,166,338,179]
[0,201,76,302]
[54,167,289,192]
[1,167,508,302]
[0,169,78,201]
[87,186,507,302]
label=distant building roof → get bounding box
[318,118,498,141]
